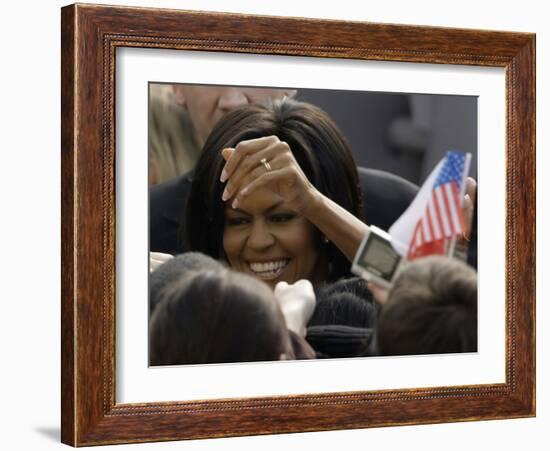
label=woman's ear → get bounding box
[172,85,186,106]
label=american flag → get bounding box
[407,151,467,259]
[389,151,470,260]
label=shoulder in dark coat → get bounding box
[149,171,193,254]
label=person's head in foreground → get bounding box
[149,267,295,365]
[376,256,477,356]
[309,277,378,329]
[306,277,378,358]
[149,252,224,314]
[184,97,363,289]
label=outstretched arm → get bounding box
[300,188,369,262]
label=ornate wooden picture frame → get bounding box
[61,3,535,446]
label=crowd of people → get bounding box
[148,84,478,366]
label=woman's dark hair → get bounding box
[150,269,293,365]
[377,256,478,356]
[182,97,363,281]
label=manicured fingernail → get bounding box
[220,169,228,182]
[232,199,239,209]
[222,148,232,159]
[222,187,229,201]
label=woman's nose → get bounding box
[217,89,249,111]
[247,221,275,250]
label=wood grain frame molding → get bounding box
[61,3,535,446]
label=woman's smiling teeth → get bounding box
[248,259,290,279]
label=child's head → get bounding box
[309,277,378,329]
[377,256,477,356]
[150,267,294,365]
[306,278,377,358]
[149,252,223,314]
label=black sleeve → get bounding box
[149,173,192,254]
[357,167,419,231]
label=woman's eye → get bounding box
[225,217,249,226]
[270,213,295,223]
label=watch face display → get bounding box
[359,234,401,281]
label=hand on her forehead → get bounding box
[219,136,314,214]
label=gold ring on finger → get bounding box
[260,157,272,172]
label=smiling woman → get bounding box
[223,187,327,289]
[184,98,369,286]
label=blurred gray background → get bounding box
[297,88,477,185]
[149,83,477,186]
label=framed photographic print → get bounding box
[61,3,535,446]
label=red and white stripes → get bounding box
[407,181,465,259]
